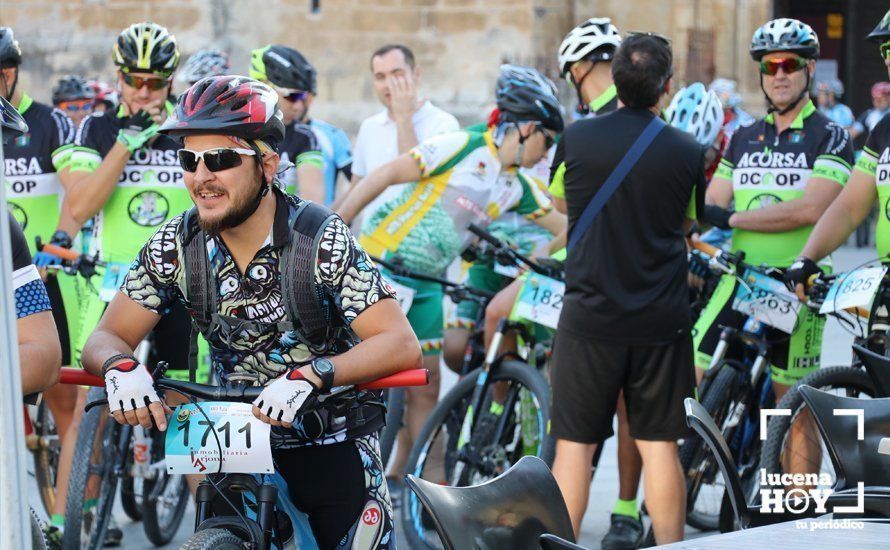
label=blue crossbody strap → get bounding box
[567,116,666,251]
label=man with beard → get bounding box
[80,76,420,549]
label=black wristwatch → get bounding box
[49,230,73,249]
[310,358,335,392]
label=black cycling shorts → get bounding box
[273,433,393,549]
[44,274,70,366]
[550,331,696,443]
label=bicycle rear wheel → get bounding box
[62,387,125,549]
[400,360,552,549]
[760,366,875,488]
[33,399,61,516]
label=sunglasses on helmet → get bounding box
[759,57,808,76]
[58,100,93,112]
[121,71,171,91]
[177,147,257,173]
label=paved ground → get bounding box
[26,245,873,548]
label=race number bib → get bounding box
[732,270,800,334]
[820,266,887,315]
[99,262,130,302]
[384,278,416,314]
[165,402,273,475]
[514,273,564,330]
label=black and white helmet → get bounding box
[496,64,563,132]
[178,48,230,85]
[750,18,819,61]
[0,27,22,67]
[0,94,28,144]
[557,18,622,78]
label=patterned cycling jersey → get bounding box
[3,93,75,255]
[855,114,890,258]
[713,101,855,267]
[280,121,323,196]
[359,130,552,275]
[309,118,352,206]
[121,188,396,447]
[69,103,192,264]
[8,212,51,319]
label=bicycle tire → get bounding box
[680,363,737,531]
[180,528,244,550]
[120,464,143,521]
[62,387,123,550]
[33,399,60,516]
[760,366,876,479]
[400,360,552,549]
[30,507,48,550]
[379,388,405,468]
[142,429,189,545]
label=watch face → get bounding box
[315,359,334,375]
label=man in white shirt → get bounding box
[346,44,458,220]
[343,43,458,480]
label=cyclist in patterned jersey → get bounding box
[80,76,420,549]
[697,19,855,474]
[250,45,326,203]
[0,28,87,540]
[337,63,564,480]
[2,94,62,396]
[787,10,890,294]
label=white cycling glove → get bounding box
[104,360,161,414]
[253,369,319,425]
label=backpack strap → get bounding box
[180,208,217,382]
[280,201,339,353]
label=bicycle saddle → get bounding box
[405,456,575,550]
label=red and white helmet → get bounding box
[87,79,119,108]
[158,76,284,149]
[557,18,622,79]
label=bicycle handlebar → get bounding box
[467,223,562,278]
[65,367,430,409]
[370,255,495,301]
[39,243,81,262]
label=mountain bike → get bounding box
[677,242,807,531]
[67,362,428,549]
[372,254,496,470]
[760,265,886,505]
[400,223,562,549]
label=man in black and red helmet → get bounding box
[80,76,421,549]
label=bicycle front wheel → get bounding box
[62,387,126,550]
[401,360,552,549]
[142,428,189,545]
[33,399,61,516]
[180,528,244,550]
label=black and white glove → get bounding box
[252,369,319,426]
[701,205,734,230]
[784,256,823,294]
[116,110,159,152]
[104,360,162,419]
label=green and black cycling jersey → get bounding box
[69,103,192,264]
[713,100,855,267]
[855,114,890,258]
[280,121,324,195]
[3,93,75,254]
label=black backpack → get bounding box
[179,200,353,381]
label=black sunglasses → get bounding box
[177,147,256,173]
[537,127,556,149]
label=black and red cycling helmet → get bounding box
[158,75,285,150]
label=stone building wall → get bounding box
[0,0,773,132]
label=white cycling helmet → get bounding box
[557,18,622,79]
[178,48,230,85]
[665,83,724,147]
[708,78,740,108]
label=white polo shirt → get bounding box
[352,100,459,223]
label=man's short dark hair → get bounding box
[611,34,673,109]
[370,44,415,71]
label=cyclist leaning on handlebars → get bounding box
[79,75,421,549]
